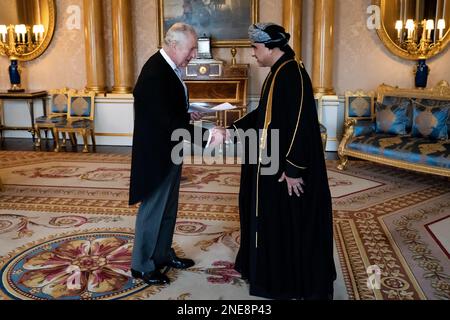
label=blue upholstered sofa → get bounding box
[337,82,450,177]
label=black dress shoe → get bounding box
[130,268,170,285]
[166,257,195,269]
[131,268,146,279]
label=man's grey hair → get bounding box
[164,23,197,46]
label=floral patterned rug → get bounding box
[0,151,448,300]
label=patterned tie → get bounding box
[174,67,182,79]
[174,67,189,109]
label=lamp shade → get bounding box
[32,24,45,34]
[405,19,415,30]
[14,24,26,34]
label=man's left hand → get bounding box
[278,172,305,197]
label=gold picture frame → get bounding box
[158,0,259,48]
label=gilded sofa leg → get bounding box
[337,155,348,171]
[336,118,356,171]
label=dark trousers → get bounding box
[131,164,182,272]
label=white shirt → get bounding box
[160,48,188,105]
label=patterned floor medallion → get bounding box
[0,229,182,300]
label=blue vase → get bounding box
[415,59,429,88]
[8,59,23,92]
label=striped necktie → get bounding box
[174,67,189,109]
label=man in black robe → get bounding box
[129,23,208,286]
[230,23,336,299]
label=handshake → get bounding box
[208,127,232,148]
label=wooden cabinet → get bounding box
[182,63,249,127]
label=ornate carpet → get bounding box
[0,151,448,300]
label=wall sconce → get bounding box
[0,23,45,91]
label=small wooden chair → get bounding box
[314,94,328,152]
[35,88,76,148]
[54,90,96,153]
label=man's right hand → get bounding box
[209,127,226,147]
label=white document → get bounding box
[188,102,236,113]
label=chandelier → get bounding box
[0,24,45,59]
[395,18,446,59]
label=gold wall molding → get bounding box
[283,0,303,59]
[84,0,107,93]
[312,0,335,95]
[112,0,134,94]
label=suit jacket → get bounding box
[129,51,198,205]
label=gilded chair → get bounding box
[54,90,96,153]
[314,94,328,152]
[34,88,76,148]
[337,90,375,170]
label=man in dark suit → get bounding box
[129,23,213,286]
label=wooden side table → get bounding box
[0,91,48,142]
[182,63,249,127]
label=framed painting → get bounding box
[158,0,259,48]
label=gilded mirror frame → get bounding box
[0,0,56,62]
[22,0,56,61]
[373,0,450,60]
